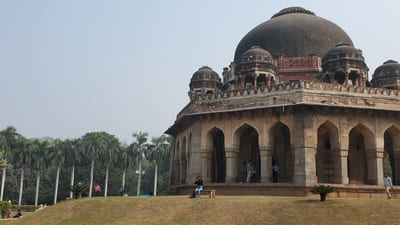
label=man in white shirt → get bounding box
[384,174,394,199]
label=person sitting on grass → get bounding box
[13,209,22,218]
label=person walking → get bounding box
[384,174,394,199]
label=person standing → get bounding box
[194,176,203,198]
[246,161,253,183]
[272,164,279,183]
[384,174,394,199]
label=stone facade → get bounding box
[166,7,400,197]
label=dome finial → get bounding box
[272,7,315,19]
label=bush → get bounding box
[310,185,336,201]
[68,183,87,199]
[0,201,11,218]
[310,185,336,194]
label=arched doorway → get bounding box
[316,121,340,183]
[348,124,375,184]
[207,128,226,183]
[269,122,292,183]
[234,124,260,182]
[384,126,400,185]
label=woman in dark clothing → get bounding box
[194,176,203,198]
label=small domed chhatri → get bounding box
[189,66,221,94]
[371,60,400,89]
[167,7,400,198]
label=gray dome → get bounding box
[322,43,364,64]
[373,60,400,79]
[234,7,354,62]
[190,66,221,91]
[240,46,273,63]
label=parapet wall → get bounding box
[179,81,400,119]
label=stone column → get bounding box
[174,161,180,185]
[345,72,349,85]
[333,148,349,184]
[201,149,212,183]
[267,77,271,86]
[225,146,239,183]
[366,147,384,185]
[241,79,245,89]
[393,151,400,185]
[254,74,257,88]
[293,108,317,186]
[180,160,187,184]
[260,147,272,183]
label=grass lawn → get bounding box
[0,195,398,225]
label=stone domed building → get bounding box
[166,7,400,197]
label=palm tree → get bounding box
[49,139,66,205]
[0,126,18,201]
[147,135,171,196]
[32,139,49,207]
[118,145,135,195]
[98,133,120,197]
[13,137,34,206]
[64,138,83,199]
[82,132,106,197]
[132,132,148,196]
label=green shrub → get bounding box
[0,201,11,218]
[310,185,336,194]
[68,183,87,199]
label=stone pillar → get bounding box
[345,72,349,85]
[180,160,187,184]
[260,147,272,183]
[174,161,180,185]
[225,146,239,183]
[241,79,245,89]
[366,147,384,185]
[188,122,202,184]
[201,149,212,183]
[394,151,400,185]
[267,77,271,86]
[333,148,349,184]
[293,108,317,186]
[254,75,257,88]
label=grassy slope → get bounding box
[1,196,399,225]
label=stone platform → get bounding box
[169,183,399,199]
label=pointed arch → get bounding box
[348,124,376,184]
[316,121,340,183]
[206,127,226,183]
[234,123,260,182]
[269,121,292,183]
[383,125,400,185]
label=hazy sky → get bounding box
[2,0,400,144]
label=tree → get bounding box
[98,133,120,197]
[48,139,66,205]
[31,139,50,207]
[0,126,18,201]
[64,139,83,199]
[132,132,148,196]
[82,132,106,197]
[118,145,135,195]
[13,137,34,206]
[147,135,171,196]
